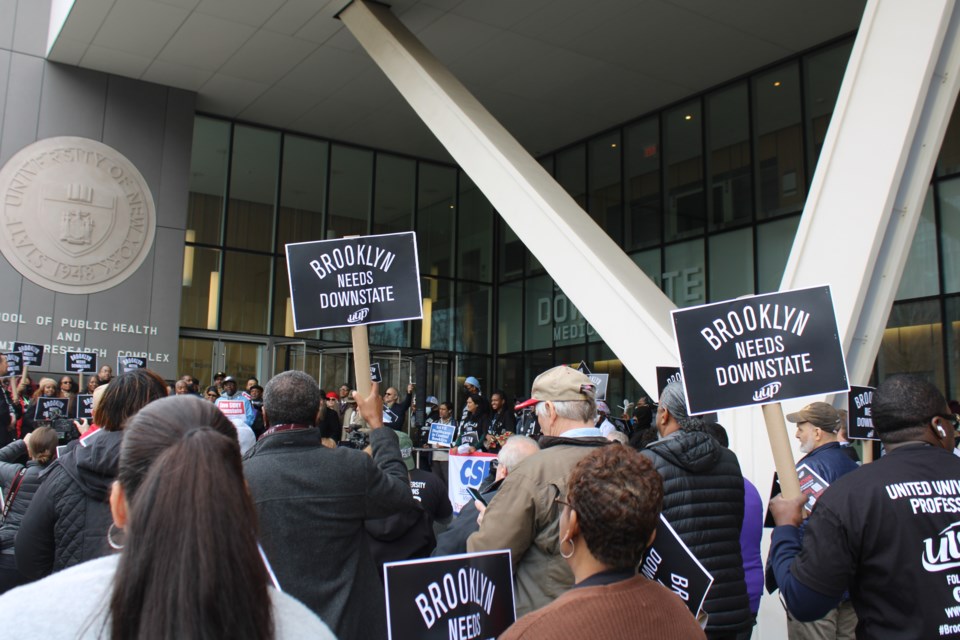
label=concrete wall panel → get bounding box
[0,52,43,166]
[37,63,107,140]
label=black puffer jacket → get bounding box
[15,430,121,580]
[641,429,752,636]
[0,440,50,554]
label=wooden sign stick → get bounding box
[79,372,83,392]
[762,402,801,499]
[352,325,372,399]
[862,442,874,464]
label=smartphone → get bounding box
[467,486,487,506]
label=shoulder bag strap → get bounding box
[1,467,28,522]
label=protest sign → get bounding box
[576,361,591,374]
[13,342,43,367]
[217,400,247,429]
[118,356,146,373]
[639,514,714,617]
[671,285,848,415]
[797,463,830,512]
[847,385,878,441]
[448,452,496,514]
[384,550,515,640]
[428,422,455,447]
[34,396,68,421]
[286,231,422,332]
[370,362,383,383]
[65,351,97,374]
[656,366,682,401]
[76,393,94,420]
[587,373,608,401]
[3,352,22,376]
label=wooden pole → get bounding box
[862,441,874,464]
[352,325,372,399]
[762,402,801,499]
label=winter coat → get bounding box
[15,429,121,579]
[641,429,752,636]
[0,441,50,555]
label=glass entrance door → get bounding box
[179,336,264,389]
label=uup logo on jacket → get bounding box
[0,137,156,295]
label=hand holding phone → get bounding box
[467,486,487,506]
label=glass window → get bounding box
[939,97,960,177]
[896,186,938,300]
[707,83,752,230]
[498,281,523,354]
[419,277,453,351]
[709,228,754,302]
[277,135,327,251]
[369,322,410,348]
[877,300,944,393]
[372,154,415,235]
[624,116,661,250]
[631,248,662,289]
[496,355,524,401]
[756,215,801,293]
[939,177,960,293]
[456,282,491,353]
[499,223,525,282]
[552,285,589,347]
[220,251,272,334]
[555,144,586,210]
[664,101,704,241]
[272,257,319,339]
[754,62,805,218]
[457,173,493,282]
[588,132,622,239]
[226,126,279,252]
[804,41,852,173]
[187,117,229,246]
[180,247,221,330]
[525,275,554,351]
[328,145,372,238]
[417,163,457,278]
[663,239,704,307]
[944,296,960,399]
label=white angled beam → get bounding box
[781,0,960,385]
[338,0,678,393]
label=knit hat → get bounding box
[397,431,415,471]
[786,402,844,432]
[465,376,481,389]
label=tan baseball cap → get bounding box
[786,402,843,432]
[516,366,596,409]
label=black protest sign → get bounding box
[384,550,515,640]
[847,385,878,441]
[3,352,22,376]
[797,463,830,512]
[34,396,68,421]
[76,394,94,420]
[586,373,608,401]
[65,351,97,374]
[13,342,43,367]
[118,356,146,373]
[286,232,422,331]
[656,366,682,401]
[576,360,591,374]
[671,286,848,415]
[370,362,383,383]
[639,514,714,617]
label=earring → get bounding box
[560,536,575,559]
[107,523,125,551]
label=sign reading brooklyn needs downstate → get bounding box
[286,232,423,331]
[671,285,849,415]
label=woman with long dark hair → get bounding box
[455,393,490,453]
[15,368,169,580]
[0,395,334,639]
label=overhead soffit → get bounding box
[48,0,866,162]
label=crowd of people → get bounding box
[0,352,956,639]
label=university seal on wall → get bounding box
[0,137,156,294]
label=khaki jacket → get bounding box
[467,435,607,617]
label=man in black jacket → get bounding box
[641,380,752,639]
[243,371,416,640]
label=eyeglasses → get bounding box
[932,414,960,430]
[554,495,573,509]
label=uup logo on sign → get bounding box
[0,137,156,294]
[348,308,369,324]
